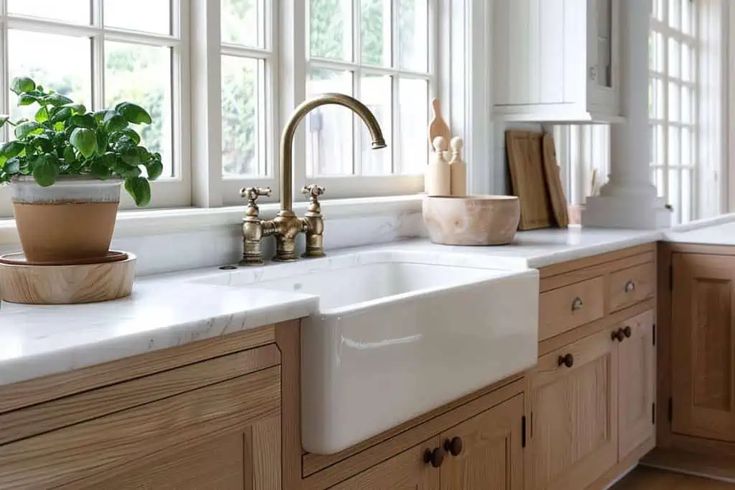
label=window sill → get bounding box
[0,194,424,245]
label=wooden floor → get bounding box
[612,465,735,489]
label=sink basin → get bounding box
[195,251,539,454]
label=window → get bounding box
[650,0,697,224]
[0,0,186,213]
[0,0,438,216]
[553,124,611,208]
[304,0,434,197]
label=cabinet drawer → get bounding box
[0,366,280,489]
[608,262,655,312]
[539,276,605,341]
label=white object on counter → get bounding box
[425,136,451,196]
[449,137,467,196]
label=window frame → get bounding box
[649,0,698,224]
[299,0,438,199]
[0,0,190,215]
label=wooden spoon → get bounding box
[428,98,451,149]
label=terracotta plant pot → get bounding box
[11,177,122,264]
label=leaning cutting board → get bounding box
[542,133,569,228]
[506,130,553,230]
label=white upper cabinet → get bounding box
[492,0,622,123]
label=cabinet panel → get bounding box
[80,415,281,490]
[0,368,281,489]
[332,438,440,490]
[672,253,735,442]
[530,329,618,490]
[440,394,524,490]
[618,310,656,459]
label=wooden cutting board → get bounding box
[506,130,553,230]
[542,133,569,228]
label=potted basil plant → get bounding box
[0,77,162,264]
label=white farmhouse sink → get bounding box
[195,251,539,454]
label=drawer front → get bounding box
[539,276,605,341]
[608,262,655,313]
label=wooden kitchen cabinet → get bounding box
[671,253,735,442]
[529,328,619,490]
[617,310,656,459]
[493,0,621,122]
[333,395,525,490]
[0,331,284,490]
[439,394,524,490]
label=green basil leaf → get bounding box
[124,176,151,206]
[146,158,163,181]
[10,77,36,95]
[18,93,37,106]
[14,121,43,139]
[70,128,98,158]
[5,158,20,174]
[32,154,59,187]
[104,114,128,132]
[63,145,77,164]
[0,141,24,160]
[0,115,9,127]
[116,102,152,125]
[50,107,72,124]
[69,114,97,129]
[61,103,86,114]
[44,93,73,107]
[35,106,49,123]
[110,128,141,146]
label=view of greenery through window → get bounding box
[308,0,430,178]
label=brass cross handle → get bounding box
[302,184,326,201]
[241,186,272,204]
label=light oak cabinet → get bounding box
[334,395,525,490]
[530,328,619,490]
[671,253,735,442]
[0,333,283,490]
[492,0,621,122]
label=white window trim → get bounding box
[650,2,698,224]
[0,0,191,215]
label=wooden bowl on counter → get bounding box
[422,195,520,246]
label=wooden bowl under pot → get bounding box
[422,195,520,246]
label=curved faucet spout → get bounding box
[280,93,387,212]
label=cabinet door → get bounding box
[332,438,440,490]
[672,253,735,442]
[0,368,281,489]
[529,329,618,490]
[618,310,656,459]
[440,394,524,490]
[85,415,281,490]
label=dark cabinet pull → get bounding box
[444,436,463,456]
[623,326,632,338]
[558,353,574,368]
[571,297,584,311]
[612,328,625,342]
[423,447,445,468]
[624,280,636,293]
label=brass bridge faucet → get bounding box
[240,93,387,265]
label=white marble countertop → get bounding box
[664,213,735,245]
[0,225,670,387]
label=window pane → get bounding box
[668,82,680,122]
[8,30,92,122]
[681,0,693,35]
[104,0,170,34]
[222,0,262,47]
[306,69,353,176]
[361,0,390,66]
[668,38,680,79]
[360,74,391,175]
[681,167,691,222]
[681,86,692,124]
[654,168,665,197]
[653,124,665,165]
[651,32,664,73]
[397,77,428,175]
[653,0,665,21]
[8,0,90,24]
[222,56,263,177]
[668,168,680,221]
[668,126,680,166]
[681,126,692,166]
[105,42,174,177]
[681,44,693,82]
[398,0,429,72]
[668,0,680,29]
[310,0,352,61]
